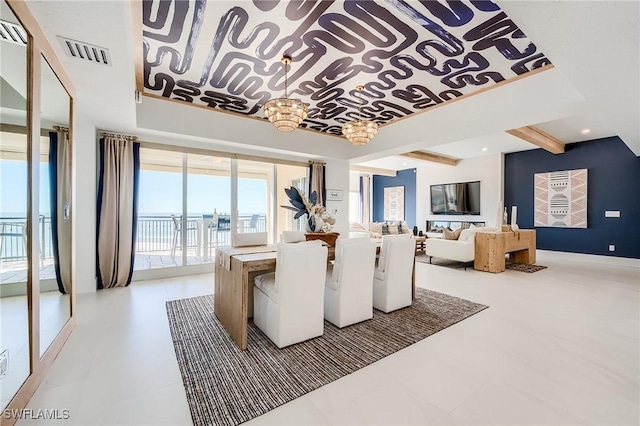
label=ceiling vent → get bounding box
[0,19,27,46]
[57,36,112,66]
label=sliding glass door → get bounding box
[236,159,272,241]
[133,146,306,276]
[187,154,231,261]
[136,148,184,269]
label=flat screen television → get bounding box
[430,181,481,215]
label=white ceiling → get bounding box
[20,0,640,171]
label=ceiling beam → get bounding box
[399,151,460,166]
[506,126,565,154]
[350,165,397,177]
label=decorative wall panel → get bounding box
[384,186,404,221]
[534,169,587,228]
[141,0,552,135]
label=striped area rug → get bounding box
[166,288,488,426]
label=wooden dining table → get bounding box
[214,242,416,350]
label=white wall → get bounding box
[324,158,350,236]
[73,101,97,294]
[416,154,503,232]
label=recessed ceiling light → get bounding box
[482,147,488,151]
[581,128,591,135]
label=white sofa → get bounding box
[423,227,482,269]
[349,221,411,239]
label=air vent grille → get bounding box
[0,19,27,46]
[57,36,112,66]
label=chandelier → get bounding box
[263,56,308,132]
[342,85,378,146]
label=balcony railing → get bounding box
[0,216,54,261]
[1,214,267,262]
[135,214,267,254]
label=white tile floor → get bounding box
[17,251,640,425]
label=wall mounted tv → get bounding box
[430,181,481,215]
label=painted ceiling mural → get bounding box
[141,0,552,136]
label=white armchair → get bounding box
[423,227,480,269]
[324,238,377,328]
[373,235,415,313]
[253,240,328,348]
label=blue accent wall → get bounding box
[505,137,640,259]
[372,168,416,227]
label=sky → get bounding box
[137,170,267,216]
[0,160,51,216]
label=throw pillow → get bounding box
[388,224,399,234]
[369,222,383,235]
[400,221,411,234]
[350,221,366,231]
[381,223,389,235]
[443,228,462,240]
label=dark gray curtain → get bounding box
[96,137,140,289]
[308,162,326,207]
[48,130,71,293]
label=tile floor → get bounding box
[16,251,640,425]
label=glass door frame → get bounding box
[3,0,77,419]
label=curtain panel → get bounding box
[308,162,326,207]
[96,137,140,289]
[360,174,371,225]
[48,130,72,293]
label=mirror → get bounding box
[39,55,71,357]
[0,0,30,409]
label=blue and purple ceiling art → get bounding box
[141,0,552,136]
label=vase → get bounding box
[307,214,324,233]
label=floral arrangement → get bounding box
[281,186,335,232]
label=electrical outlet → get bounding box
[0,349,8,379]
[609,245,615,252]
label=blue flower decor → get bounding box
[281,187,335,232]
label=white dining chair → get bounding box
[372,234,415,313]
[324,237,377,328]
[253,240,327,348]
[231,232,268,248]
[280,231,306,243]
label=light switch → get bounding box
[605,211,620,218]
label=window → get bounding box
[133,145,306,273]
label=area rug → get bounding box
[505,263,548,273]
[166,288,487,426]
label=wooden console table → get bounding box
[474,230,536,273]
[305,232,339,247]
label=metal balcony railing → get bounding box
[134,214,267,254]
[0,216,53,261]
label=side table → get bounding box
[305,232,340,247]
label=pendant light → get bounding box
[342,85,378,146]
[263,56,308,132]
